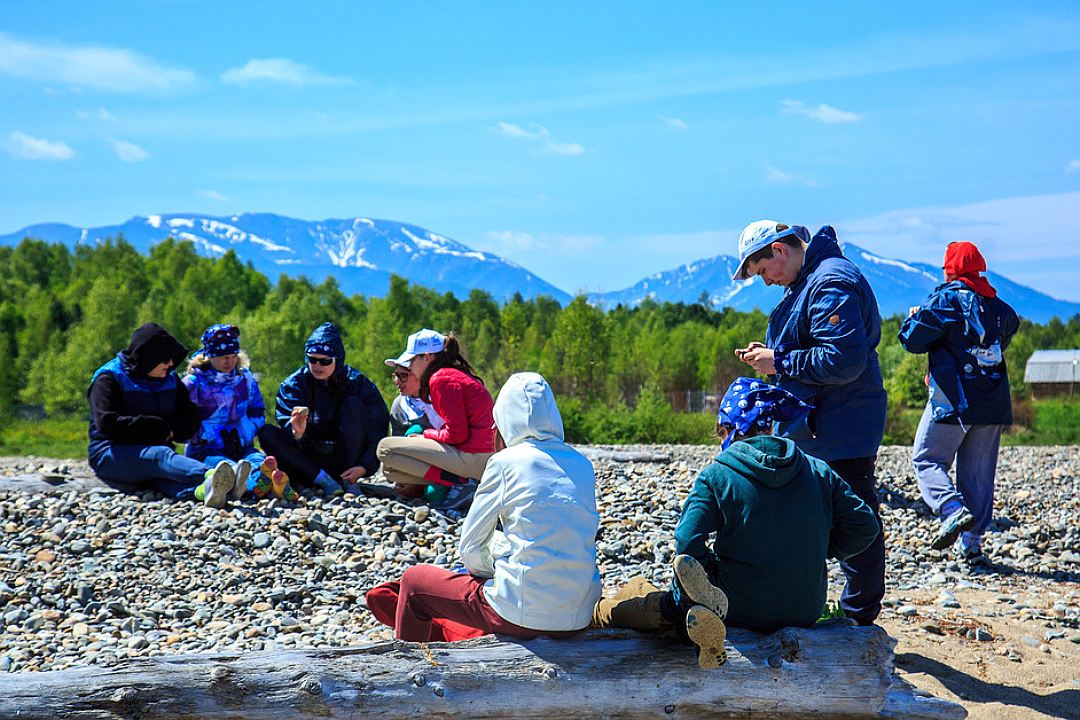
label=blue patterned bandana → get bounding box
[200,324,241,358]
[717,376,813,449]
[305,342,335,357]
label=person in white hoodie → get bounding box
[365,372,601,642]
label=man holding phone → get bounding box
[732,220,887,626]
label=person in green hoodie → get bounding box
[593,377,880,669]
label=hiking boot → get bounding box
[674,555,729,620]
[198,461,234,509]
[685,604,727,669]
[231,460,251,501]
[592,576,668,630]
[931,507,976,551]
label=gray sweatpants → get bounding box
[911,403,1003,543]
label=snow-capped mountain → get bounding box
[590,243,1080,323]
[0,213,571,303]
[3,213,1078,322]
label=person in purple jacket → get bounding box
[183,324,295,502]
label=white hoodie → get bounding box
[458,372,601,631]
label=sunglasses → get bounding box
[306,355,334,367]
[392,370,411,380]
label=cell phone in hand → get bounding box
[294,406,309,417]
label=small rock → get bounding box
[1020,635,1041,649]
[252,533,271,549]
[34,549,56,563]
[897,606,919,618]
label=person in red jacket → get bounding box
[376,329,495,499]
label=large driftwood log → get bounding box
[576,448,673,464]
[0,626,964,719]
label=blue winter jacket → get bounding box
[897,282,1019,425]
[766,227,887,462]
[182,366,266,461]
[274,323,389,475]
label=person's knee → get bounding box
[376,437,398,462]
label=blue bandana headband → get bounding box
[305,342,335,357]
[200,324,241,358]
[717,376,814,449]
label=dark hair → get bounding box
[419,334,483,402]
[717,422,772,443]
[743,223,802,273]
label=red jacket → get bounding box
[423,368,495,453]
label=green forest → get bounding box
[1,236,1079,456]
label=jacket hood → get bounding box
[943,241,996,298]
[795,226,843,286]
[714,435,803,488]
[120,323,188,378]
[304,322,346,367]
[492,372,564,446]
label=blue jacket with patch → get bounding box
[898,281,1019,425]
[766,227,887,461]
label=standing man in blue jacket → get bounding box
[733,220,887,625]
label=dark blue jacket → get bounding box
[274,323,389,474]
[898,281,1019,425]
[766,227,887,462]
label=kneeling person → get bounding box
[594,378,880,668]
[366,372,600,642]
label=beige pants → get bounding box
[376,436,492,485]
[591,576,669,630]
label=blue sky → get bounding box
[3,2,1080,299]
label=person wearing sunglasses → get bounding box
[386,362,444,438]
[258,322,389,496]
[87,323,239,507]
[181,324,294,502]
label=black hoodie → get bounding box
[87,324,202,452]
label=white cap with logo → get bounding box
[384,328,447,367]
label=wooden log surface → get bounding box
[0,626,965,720]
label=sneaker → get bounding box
[931,507,976,551]
[200,461,234,509]
[956,538,987,566]
[673,554,729,620]
[685,604,727,669]
[313,471,344,497]
[433,479,479,512]
[231,460,251,501]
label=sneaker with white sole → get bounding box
[685,604,727,669]
[674,554,729,620]
[201,461,235,509]
[231,460,251,501]
[931,507,976,551]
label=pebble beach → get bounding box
[0,445,1077,674]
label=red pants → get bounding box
[366,564,562,642]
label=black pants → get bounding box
[257,395,376,486]
[829,456,885,625]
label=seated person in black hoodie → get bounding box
[258,322,389,496]
[87,323,240,507]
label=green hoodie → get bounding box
[674,435,879,631]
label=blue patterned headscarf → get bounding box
[717,376,814,449]
[200,324,241,358]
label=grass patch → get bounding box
[0,414,87,458]
[1003,398,1080,446]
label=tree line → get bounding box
[1,236,1078,443]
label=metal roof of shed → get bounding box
[1024,349,1080,383]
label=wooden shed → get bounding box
[1024,349,1080,399]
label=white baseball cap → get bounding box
[733,220,809,280]
[384,328,446,367]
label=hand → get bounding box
[740,346,777,375]
[290,406,308,440]
[340,466,366,483]
[734,341,766,360]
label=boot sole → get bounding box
[205,462,234,509]
[674,555,729,619]
[931,511,976,550]
[686,605,727,669]
[231,460,251,501]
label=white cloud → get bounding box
[76,107,118,122]
[3,131,75,160]
[109,138,150,163]
[764,163,819,188]
[1066,160,1080,173]
[221,58,353,87]
[0,31,195,92]
[659,115,690,131]
[780,99,863,124]
[493,122,585,156]
[198,189,231,203]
